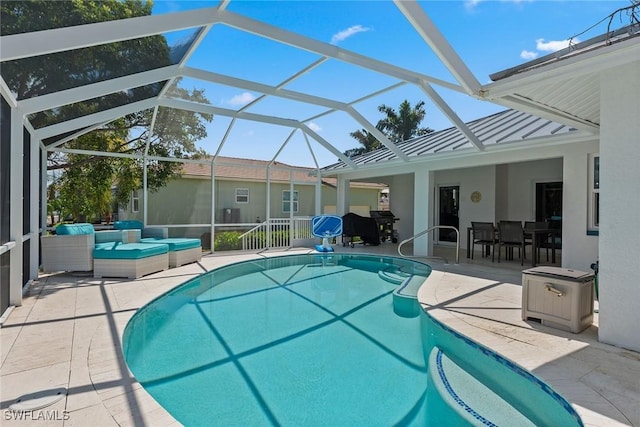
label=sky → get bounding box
[150,0,633,168]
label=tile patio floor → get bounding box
[1,244,638,426]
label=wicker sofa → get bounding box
[41,222,201,277]
[114,221,202,268]
[41,223,96,273]
[93,229,169,279]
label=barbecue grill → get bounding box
[369,210,399,243]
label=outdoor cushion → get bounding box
[94,242,168,260]
[140,238,201,251]
[95,230,125,243]
[55,223,95,235]
[114,220,144,230]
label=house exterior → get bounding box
[119,156,386,238]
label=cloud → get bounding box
[308,122,322,133]
[465,0,530,10]
[330,25,371,45]
[535,38,576,52]
[520,50,538,60]
[226,92,256,106]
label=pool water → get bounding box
[123,254,432,426]
[123,253,583,427]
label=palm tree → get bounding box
[344,100,433,157]
[377,100,432,143]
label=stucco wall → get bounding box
[435,165,496,250]
[388,174,415,242]
[504,158,563,221]
[598,61,640,352]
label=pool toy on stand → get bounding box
[312,215,343,252]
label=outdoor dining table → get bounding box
[467,225,560,267]
[524,226,560,267]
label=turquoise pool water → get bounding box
[123,253,583,426]
[123,254,432,426]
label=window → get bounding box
[132,190,140,213]
[235,188,249,204]
[588,154,599,231]
[282,190,298,213]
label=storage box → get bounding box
[522,266,595,333]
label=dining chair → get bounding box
[471,222,499,262]
[498,220,530,265]
[524,221,550,262]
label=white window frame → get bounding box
[282,190,299,213]
[235,188,249,204]
[132,190,140,213]
[588,154,599,231]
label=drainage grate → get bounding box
[9,387,67,411]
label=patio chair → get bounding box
[470,222,499,262]
[524,221,551,261]
[498,220,530,265]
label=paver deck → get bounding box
[1,246,638,426]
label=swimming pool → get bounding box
[123,253,583,426]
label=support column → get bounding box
[413,168,432,257]
[315,174,322,216]
[336,176,350,216]
[9,108,23,306]
[289,171,294,247]
[266,166,271,249]
[29,130,39,279]
[598,62,640,352]
[210,160,215,252]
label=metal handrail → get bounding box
[397,225,460,264]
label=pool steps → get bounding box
[379,268,424,318]
[427,346,535,427]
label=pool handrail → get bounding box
[398,225,460,264]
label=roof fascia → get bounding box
[0,7,220,61]
[483,37,640,99]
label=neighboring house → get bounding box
[119,156,386,238]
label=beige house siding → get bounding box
[121,173,383,237]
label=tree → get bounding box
[344,127,384,158]
[377,100,432,143]
[1,1,212,222]
[344,100,433,158]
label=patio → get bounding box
[1,245,638,426]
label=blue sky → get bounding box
[152,0,632,167]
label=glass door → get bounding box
[438,185,460,243]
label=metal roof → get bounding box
[321,109,580,172]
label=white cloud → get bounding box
[308,122,322,133]
[535,38,577,52]
[464,0,483,10]
[520,50,538,60]
[330,25,371,45]
[227,92,256,106]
